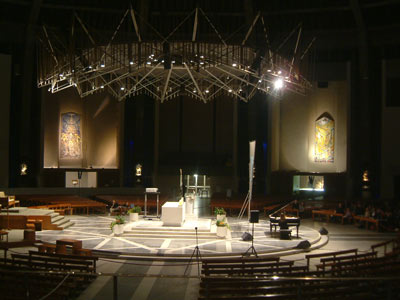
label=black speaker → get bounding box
[319,227,329,235]
[250,210,259,223]
[295,240,311,249]
[242,232,253,241]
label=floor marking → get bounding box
[130,261,165,300]
[94,238,111,249]
[160,239,172,249]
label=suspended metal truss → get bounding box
[37,8,312,102]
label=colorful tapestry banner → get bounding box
[315,114,334,163]
[60,112,82,159]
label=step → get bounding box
[53,218,70,226]
[50,212,60,218]
[121,232,218,239]
[127,227,211,234]
[60,221,75,230]
[125,228,211,236]
[51,215,64,223]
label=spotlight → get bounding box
[228,89,232,92]
[295,240,311,249]
[274,78,283,90]
[319,227,329,235]
[205,90,209,93]
[130,61,134,65]
[100,63,105,67]
[120,87,125,91]
[277,70,282,74]
[232,63,237,67]
[146,61,151,65]
[258,79,262,83]
[100,85,104,89]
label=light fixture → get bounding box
[130,61,134,65]
[136,164,142,176]
[120,87,125,90]
[100,63,105,67]
[205,90,209,93]
[274,78,284,90]
[20,163,28,175]
[232,63,237,67]
[100,85,104,88]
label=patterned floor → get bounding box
[35,215,321,257]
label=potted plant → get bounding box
[127,206,141,222]
[110,215,126,235]
[216,219,230,238]
[214,207,226,221]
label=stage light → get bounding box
[120,87,125,90]
[88,65,92,69]
[258,79,262,83]
[100,63,105,67]
[277,70,281,74]
[228,89,232,92]
[205,90,209,93]
[130,61,134,65]
[232,63,237,67]
[193,89,197,93]
[100,85,104,89]
[267,69,271,72]
[274,78,283,90]
[146,61,151,65]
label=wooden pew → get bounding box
[305,248,358,271]
[316,251,378,274]
[11,250,98,273]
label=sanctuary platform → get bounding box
[0,207,74,230]
[35,215,324,260]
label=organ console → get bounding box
[268,200,301,238]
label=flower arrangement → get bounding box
[214,207,226,216]
[216,219,231,230]
[110,215,126,230]
[128,206,142,214]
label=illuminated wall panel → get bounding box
[60,112,82,159]
[314,114,334,163]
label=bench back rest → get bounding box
[305,248,358,269]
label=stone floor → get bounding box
[1,197,398,300]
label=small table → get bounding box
[144,192,160,218]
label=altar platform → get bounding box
[34,215,324,260]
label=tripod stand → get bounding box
[243,221,258,257]
[184,227,202,276]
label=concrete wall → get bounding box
[43,88,119,169]
[381,59,400,199]
[0,54,11,187]
[272,80,348,173]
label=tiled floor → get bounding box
[35,215,321,257]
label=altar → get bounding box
[161,201,185,226]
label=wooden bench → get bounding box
[0,230,8,242]
[371,238,400,256]
[312,209,335,222]
[305,248,358,270]
[353,215,379,231]
[11,250,98,273]
[316,251,378,273]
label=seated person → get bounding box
[109,200,119,214]
[342,207,353,224]
[279,213,289,229]
[121,202,130,214]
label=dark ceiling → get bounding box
[1,0,400,60]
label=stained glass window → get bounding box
[315,113,334,163]
[60,112,82,159]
